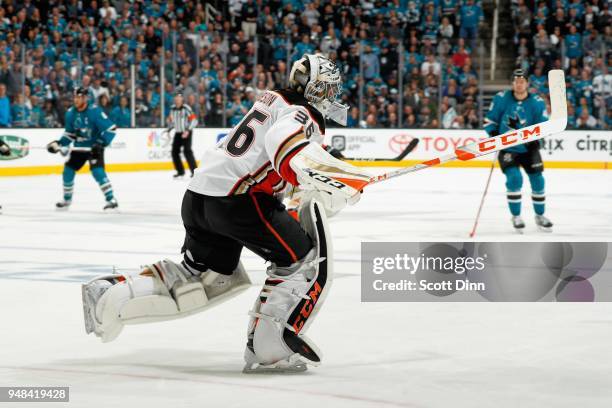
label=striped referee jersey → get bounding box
[169,103,198,132]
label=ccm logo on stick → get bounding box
[479,126,541,152]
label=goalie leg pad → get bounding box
[82,260,251,342]
[244,199,333,372]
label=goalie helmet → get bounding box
[289,54,349,125]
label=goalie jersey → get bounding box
[188,89,326,197]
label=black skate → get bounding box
[535,215,553,232]
[172,173,185,179]
[511,216,525,233]
[56,200,72,210]
[103,199,118,211]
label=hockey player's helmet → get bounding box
[290,54,348,125]
[512,69,527,81]
[74,86,88,96]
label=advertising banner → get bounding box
[1,128,609,176]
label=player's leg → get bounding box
[522,148,553,230]
[498,151,524,229]
[200,192,313,267]
[82,190,252,342]
[82,258,251,342]
[57,152,88,209]
[183,191,328,371]
[204,193,331,372]
[88,146,117,210]
[182,131,197,176]
[171,132,185,177]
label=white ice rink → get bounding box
[1,167,611,408]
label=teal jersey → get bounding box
[484,90,548,153]
[60,104,117,149]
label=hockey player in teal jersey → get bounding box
[484,69,553,232]
[47,87,118,210]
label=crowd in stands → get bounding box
[0,0,487,130]
[0,0,608,130]
[512,0,611,129]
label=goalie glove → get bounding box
[46,140,69,156]
[288,143,371,217]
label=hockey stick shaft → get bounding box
[344,138,419,161]
[366,70,567,186]
[468,154,497,238]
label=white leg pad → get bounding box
[244,199,333,372]
[82,260,251,342]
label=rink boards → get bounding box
[0,128,610,176]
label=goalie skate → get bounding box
[243,347,308,374]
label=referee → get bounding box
[168,92,198,178]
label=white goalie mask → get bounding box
[289,54,349,126]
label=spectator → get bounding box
[564,25,583,60]
[11,94,30,127]
[459,0,483,48]
[98,94,112,116]
[421,54,441,77]
[110,96,131,128]
[241,0,258,39]
[440,17,454,39]
[0,84,11,127]
[362,45,380,81]
[43,100,61,128]
[576,109,598,129]
[441,98,458,129]
[29,96,45,127]
[206,93,224,127]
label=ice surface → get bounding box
[1,168,611,407]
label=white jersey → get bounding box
[188,89,326,196]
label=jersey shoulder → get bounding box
[271,88,326,134]
[89,104,110,119]
[65,106,76,118]
[530,93,545,104]
[492,90,509,103]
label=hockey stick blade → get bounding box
[367,70,567,186]
[345,138,419,161]
[394,138,419,161]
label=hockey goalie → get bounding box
[81,54,373,373]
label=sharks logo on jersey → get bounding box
[484,90,548,153]
[505,104,527,130]
[74,115,92,142]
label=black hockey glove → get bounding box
[46,140,62,154]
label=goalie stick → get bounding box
[365,70,567,187]
[344,138,419,161]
